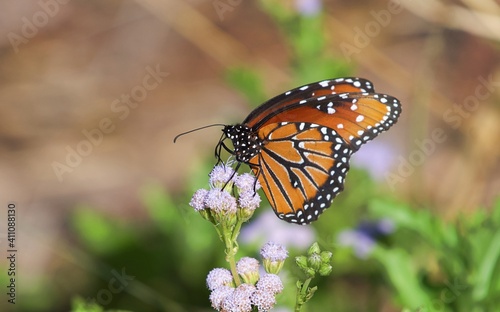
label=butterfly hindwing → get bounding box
[251,122,352,224]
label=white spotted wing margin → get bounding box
[253,121,353,225]
[243,77,376,130]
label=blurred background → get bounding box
[0,0,499,311]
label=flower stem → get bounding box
[231,220,244,242]
[295,277,313,312]
[227,250,241,286]
[222,225,241,286]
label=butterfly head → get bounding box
[221,124,263,163]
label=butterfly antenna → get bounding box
[173,124,226,143]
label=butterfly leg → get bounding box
[215,135,235,166]
[214,134,225,165]
[218,161,241,193]
[246,159,262,196]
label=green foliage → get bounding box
[66,184,224,312]
[294,242,333,311]
[225,67,267,106]
[259,0,353,83]
[71,204,137,255]
[373,247,432,309]
[368,198,500,311]
[71,297,105,312]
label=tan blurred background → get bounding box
[0,0,499,310]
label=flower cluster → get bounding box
[294,242,333,310]
[207,242,288,312]
[295,242,332,278]
[189,164,261,225]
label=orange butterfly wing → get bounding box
[250,122,351,223]
[226,77,402,224]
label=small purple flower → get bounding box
[237,257,260,276]
[337,230,374,259]
[358,219,395,237]
[221,284,255,312]
[260,241,288,262]
[261,241,288,274]
[235,173,261,193]
[351,142,398,181]
[189,189,208,211]
[337,219,395,259]
[238,191,261,212]
[205,189,237,214]
[237,257,260,285]
[256,273,284,295]
[295,0,322,16]
[251,289,276,312]
[207,268,234,291]
[210,164,237,189]
[209,285,234,311]
[241,210,315,249]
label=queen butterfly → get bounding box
[215,77,401,224]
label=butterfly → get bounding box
[216,77,401,224]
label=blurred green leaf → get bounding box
[141,183,181,233]
[292,16,324,60]
[373,247,432,310]
[71,296,104,312]
[259,0,353,85]
[225,67,267,106]
[72,205,135,254]
[142,182,218,278]
[472,228,500,301]
[369,199,458,250]
[258,0,293,24]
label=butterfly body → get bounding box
[222,125,263,163]
[218,77,401,224]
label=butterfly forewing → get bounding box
[244,77,375,129]
[310,93,402,151]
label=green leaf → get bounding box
[225,67,267,106]
[472,228,500,301]
[373,247,432,310]
[71,296,104,312]
[141,183,182,233]
[369,199,458,250]
[71,205,134,254]
[292,15,325,60]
